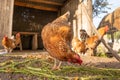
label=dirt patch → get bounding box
[81,56,120,69]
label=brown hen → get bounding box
[41,12,82,70]
[85,25,109,55]
[71,37,86,55]
[2,36,16,53]
[15,33,21,46]
[71,29,89,55]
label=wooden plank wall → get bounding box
[0,0,14,48]
[13,6,58,49]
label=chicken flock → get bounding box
[1,11,109,70]
[41,11,109,70]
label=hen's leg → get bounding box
[5,49,8,53]
[52,59,62,70]
[9,49,13,53]
[52,58,57,70]
[56,61,62,70]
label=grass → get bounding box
[0,54,120,80]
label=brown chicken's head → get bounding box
[3,36,8,41]
[68,54,83,65]
[16,33,20,38]
[98,25,109,36]
[80,29,89,41]
[105,25,109,32]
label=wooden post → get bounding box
[19,42,23,51]
[73,19,77,37]
[111,32,114,47]
[0,0,14,48]
[86,0,93,36]
[76,0,83,39]
[32,34,38,50]
[79,0,93,36]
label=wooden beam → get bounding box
[15,1,58,11]
[29,0,63,6]
[101,38,120,62]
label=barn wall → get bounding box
[61,0,79,37]
[61,0,93,38]
[0,0,14,48]
[13,6,58,49]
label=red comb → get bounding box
[16,33,20,37]
[105,25,109,31]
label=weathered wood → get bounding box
[73,19,77,37]
[101,38,120,62]
[29,0,62,6]
[111,33,114,43]
[86,0,93,36]
[32,34,38,50]
[19,41,23,51]
[82,3,101,37]
[76,0,93,36]
[0,0,14,48]
[13,31,39,35]
[15,1,58,11]
[76,0,82,38]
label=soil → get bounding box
[81,55,120,69]
[0,50,119,80]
